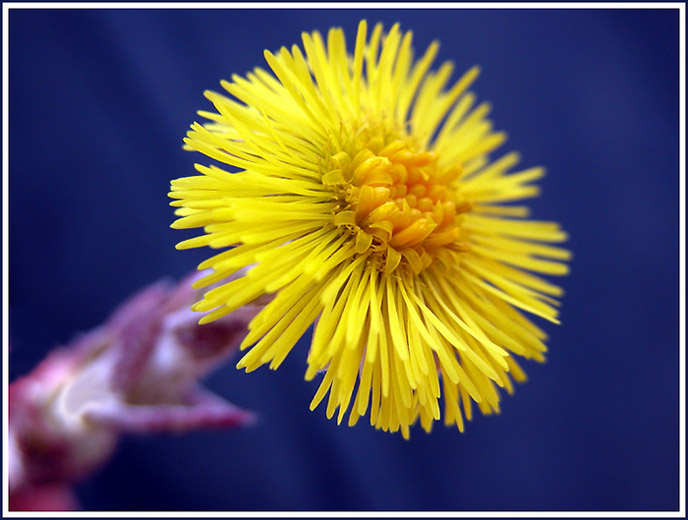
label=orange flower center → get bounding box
[324,138,471,274]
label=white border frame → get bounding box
[2,3,685,518]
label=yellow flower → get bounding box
[169,20,570,439]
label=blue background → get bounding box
[8,7,680,512]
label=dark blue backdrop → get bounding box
[8,7,680,512]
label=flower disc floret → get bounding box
[325,134,472,276]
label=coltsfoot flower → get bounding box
[170,20,570,438]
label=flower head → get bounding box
[170,21,570,438]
